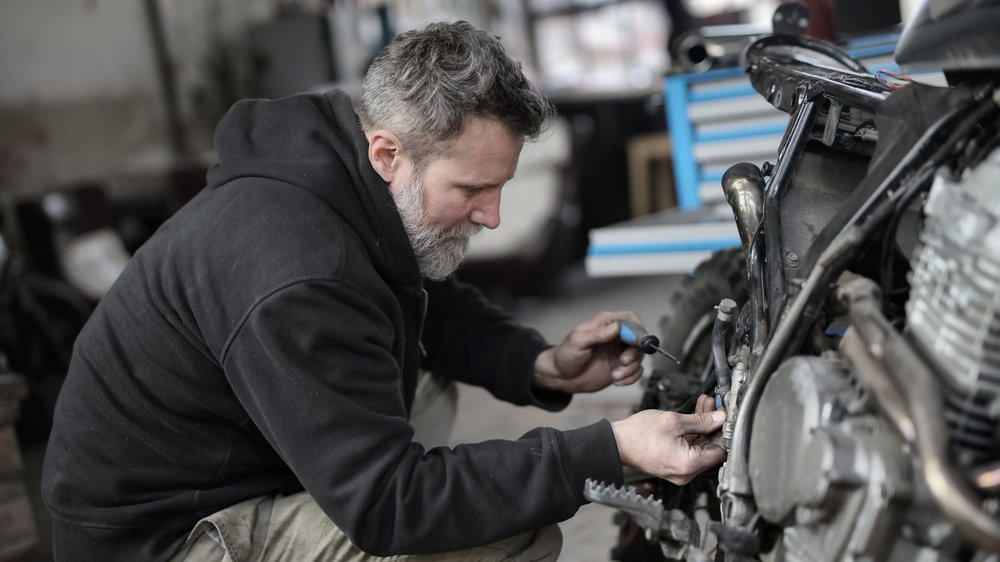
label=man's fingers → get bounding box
[569,312,628,348]
[689,442,727,470]
[710,429,725,448]
[563,310,649,357]
[614,410,728,486]
[675,410,726,436]
[695,394,715,414]
[618,348,642,365]
[689,430,722,447]
[612,364,643,386]
[585,311,646,345]
[664,441,728,485]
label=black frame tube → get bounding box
[762,98,818,328]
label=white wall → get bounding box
[0,0,157,104]
[0,0,276,198]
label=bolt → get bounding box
[785,252,799,268]
[761,161,774,176]
[718,298,738,315]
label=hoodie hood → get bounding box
[206,89,420,288]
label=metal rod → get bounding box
[726,224,862,497]
[763,98,818,328]
[746,227,768,371]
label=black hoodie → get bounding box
[41,90,623,560]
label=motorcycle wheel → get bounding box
[656,247,746,374]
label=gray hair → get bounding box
[357,20,553,167]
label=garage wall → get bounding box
[0,0,273,198]
[0,1,158,104]
[0,0,919,201]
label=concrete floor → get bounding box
[16,266,681,562]
[448,268,681,561]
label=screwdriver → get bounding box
[617,318,681,365]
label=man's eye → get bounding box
[457,186,483,196]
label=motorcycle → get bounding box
[586,1,1000,560]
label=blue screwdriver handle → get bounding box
[617,319,681,364]
[618,319,660,353]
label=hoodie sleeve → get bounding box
[421,277,570,410]
[221,278,623,556]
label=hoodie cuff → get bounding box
[555,419,624,502]
[528,385,572,412]
[517,342,573,412]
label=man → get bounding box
[42,21,726,561]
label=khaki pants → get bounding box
[170,373,563,561]
[169,492,562,562]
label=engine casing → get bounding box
[748,355,932,561]
[907,147,1000,464]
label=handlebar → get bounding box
[743,34,891,114]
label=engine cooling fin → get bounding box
[907,147,1000,464]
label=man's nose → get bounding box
[470,189,501,230]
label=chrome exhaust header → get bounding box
[722,162,766,256]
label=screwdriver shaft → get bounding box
[651,344,681,365]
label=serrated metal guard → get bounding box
[584,479,701,558]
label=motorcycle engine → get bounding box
[746,147,1000,561]
[907,146,1000,464]
[748,355,923,561]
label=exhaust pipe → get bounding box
[673,25,768,73]
[722,163,766,256]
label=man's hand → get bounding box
[611,397,727,485]
[532,311,645,394]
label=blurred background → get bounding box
[0,0,918,560]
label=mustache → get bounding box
[442,223,484,240]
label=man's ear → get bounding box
[367,129,405,184]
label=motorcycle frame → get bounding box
[719,32,1000,550]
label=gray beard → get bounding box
[391,175,483,281]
